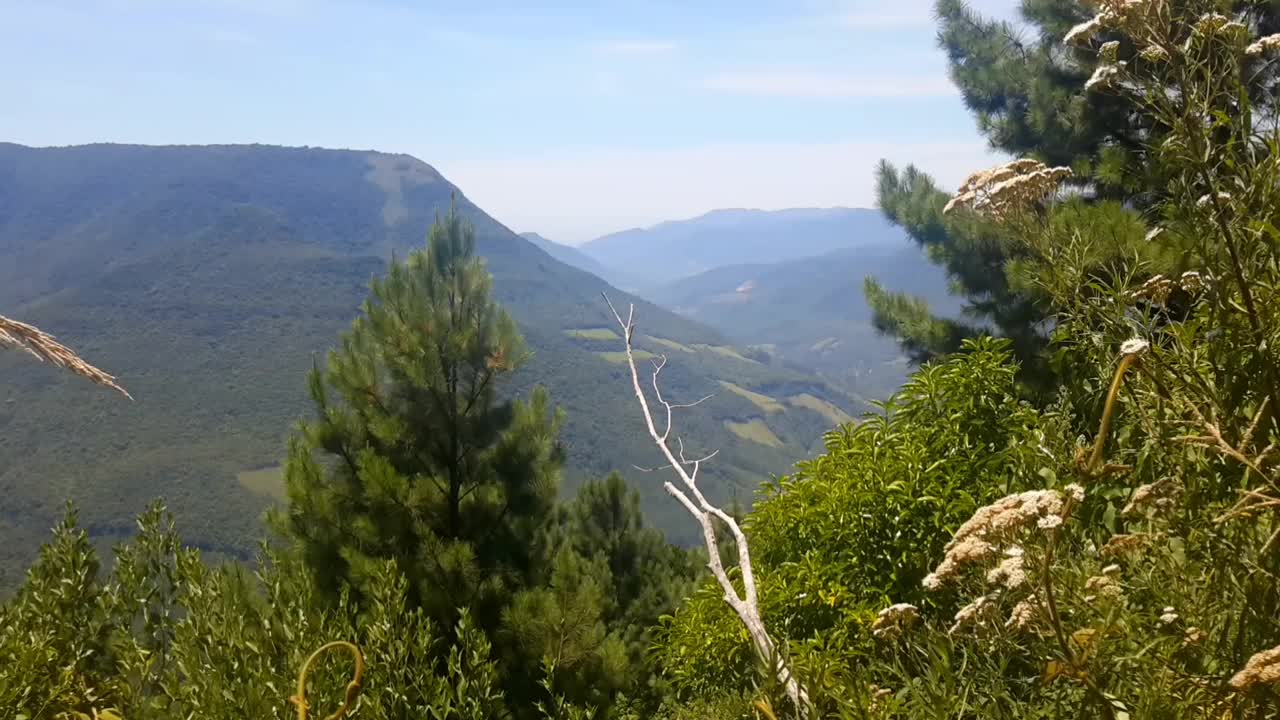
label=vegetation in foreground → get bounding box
[5,0,1280,717]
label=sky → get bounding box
[1,0,1020,243]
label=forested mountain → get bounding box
[0,142,857,582]
[578,207,904,286]
[648,245,962,399]
[518,231,642,290]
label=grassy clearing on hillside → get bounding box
[563,328,620,341]
[693,344,759,363]
[809,337,842,353]
[594,350,656,364]
[786,393,855,426]
[236,466,285,501]
[644,335,695,353]
[723,418,783,447]
[718,381,785,414]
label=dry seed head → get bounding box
[945,160,1071,219]
[1132,275,1173,305]
[1179,270,1207,293]
[1100,532,1156,558]
[1006,596,1042,632]
[986,552,1028,590]
[1197,192,1231,207]
[1230,645,1280,691]
[1037,514,1064,530]
[1065,17,1103,45]
[1086,63,1124,92]
[0,314,132,399]
[1123,478,1182,517]
[1084,574,1124,601]
[1194,13,1229,32]
[1139,44,1168,61]
[872,603,921,639]
[1247,34,1280,57]
[1099,40,1121,63]
[949,593,996,635]
[1120,337,1150,356]
[926,490,1065,591]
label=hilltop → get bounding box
[0,142,859,581]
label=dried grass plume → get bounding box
[0,314,132,399]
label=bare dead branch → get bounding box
[602,292,808,713]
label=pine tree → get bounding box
[867,0,1280,378]
[277,198,565,636]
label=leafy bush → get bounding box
[655,338,1056,700]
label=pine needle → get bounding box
[0,314,132,399]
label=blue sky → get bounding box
[1,0,1018,242]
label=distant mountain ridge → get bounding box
[518,231,641,290]
[0,142,859,583]
[647,244,963,400]
[577,207,904,286]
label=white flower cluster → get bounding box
[1120,337,1150,356]
[1130,270,1208,306]
[1247,34,1280,57]
[944,159,1073,220]
[871,602,920,639]
[1064,0,1162,47]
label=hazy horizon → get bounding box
[2,0,1017,242]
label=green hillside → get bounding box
[648,245,963,399]
[0,142,860,584]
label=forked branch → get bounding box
[603,294,808,714]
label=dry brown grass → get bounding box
[0,314,132,399]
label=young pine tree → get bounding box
[866,0,1280,386]
[277,199,565,636]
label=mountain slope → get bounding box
[579,207,905,286]
[518,231,640,290]
[0,143,859,582]
[648,244,963,400]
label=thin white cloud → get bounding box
[594,40,678,55]
[437,140,1006,244]
[701,70,957,100]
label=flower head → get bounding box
[945,159,1071,220]
[1247,34,1280,57]
[872,602,921,639]
[1231,645,1280,691]
[1120,337,1150,356]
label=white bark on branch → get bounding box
[604,295,808,714]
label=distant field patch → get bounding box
[719,381,785,414]
[724,419,783,447]
[644,335,694,353]
[564,327,620,341]
[693,344,760,364]
[787,393,855,426]
[595,350,656,364]
[237,466,285,501]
